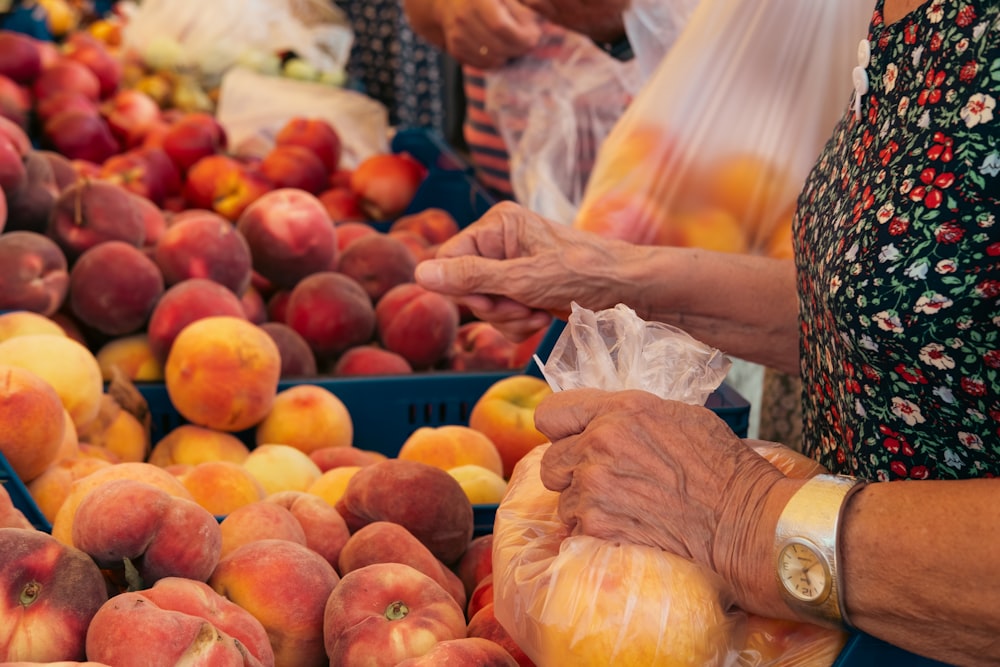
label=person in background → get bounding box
[334,0,447,134]
[414,1,1000,664]
[403,0,633,200]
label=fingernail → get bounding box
[415,261,442,288]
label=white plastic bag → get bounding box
[574,0,872,257]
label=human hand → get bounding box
[414,201,632,341]
[516,0,629,43]
[534,388,793,606]
[435,0,543,68]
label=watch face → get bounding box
[778,540,831,603]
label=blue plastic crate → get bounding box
[834,632,955,666]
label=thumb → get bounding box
[415,256,497,296]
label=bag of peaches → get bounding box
[573,0,872,258]
[492,304,849,666]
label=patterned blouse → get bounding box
[795,0,1000,481]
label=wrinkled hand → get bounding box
[517,0,629,43]
[535,388,789,600]
[436,0,543,68]
[415,201,632,341]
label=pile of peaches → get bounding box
[0,303,555,665]
[0,26,545,383]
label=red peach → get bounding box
[266,490,351,570]
[275,116,342,173]
[349,152,427,221]
[375,283,460,370]
[32,59,100,103]
[62,33,121,99]
[34,91,99,126]
[0,31,43,84]
[47,179,144,261]
[153,209,253,293]
[260,145,329,195]
[336,232,418,303]
[285,271,376,360]
[161,111,227,174]
[0,74,31,129]
[334,220,378,252]
[146,278,248,364]
[448,321,518,372]
[99,88,160,148]
[43,109,119,172]
[259,321,318,378]
[320,188,367,224]
[389,207,461,246]
[332,345,412,377]
[0,231,69,316]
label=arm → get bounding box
[416,202,802,373]
[517,0,629,44]
[536,389,1000,667]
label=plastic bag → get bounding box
[623,0,702,82]
[493,303,849,666]
[121,0,353,82]
[484,23,639,223]
[574,0,872,257]
[214,67,390,170]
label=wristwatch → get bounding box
[774,474,866,629]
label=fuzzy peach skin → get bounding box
[254,383,353,454]
[266,490,351,571]
[218,500,308,561]
[210,539,340,667]
[323,562,467,667]
[85,576,275,667]
[468,374,552,479]
[71,478,222,585]
[27,456,113,524]
[394,637,518,667]
[0,364,67,482]
[0,484,34,529]
[179,460,266,516]
[148,424,251,468]
[164,315,281,432]
[0,528,108,663]
[397,425,504,478]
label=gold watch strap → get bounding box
[774,474,866,629]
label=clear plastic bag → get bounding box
[493,303,849,666]
[574,0,872,257]
[484,23,640,223]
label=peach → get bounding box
[182,155,272,222]
[259,322,318,378]
[323,562,467,666]
[85,577,275,667]
[99,150,168,205]
[179,460,266,516]
[0,129,26,195]
[0,310,66,343]
[375,283,460,370]
[305,465,361,507]
[236,188,337,289]
[48,179,144,261]
[4,149,59,235]
[309,446,387,472]
[337,232,419,303]
[468,374,552,479]
[76,393,150,463]
[241,284,268,324]
[398,425,504,478]
[68,240,164,336]
[36,149,79,192]
[448,464,508,505]
[94,334,164,382]
[164,316,281,432]
[33,58,100,103]
[0,333,104,431]
[255,383,353,454]
[131,194,168,251]
[62,33,121,99]
[260,145,328,195]
[275,117,341,173]
[0,31,43,84]
[285,271,376,360]
[42,109,119,164]
[466,572,494,621]
[449,321,519,372]
[0,527,108,662]
[210,539,341,667]
[0,231,69,317]
[335,458,474,564]
[388,228,434,262]
[50,461,194,547]
[161,111,227,174]
[27,456,112,524]
[242,443,323,495]
[0,73,31,130]
[99,88,161,148]
[34,91,99,127]
[218,500,308,560]
[457,533,494,599]
[0,483,33,530]
[653,206,749,254]
[466,603,536,667]
[266,490,351,570]
[395,637,519,666]
[266,288,291,323]
[349,152,427,221]
[71,478,222,585]
[0,364,66,482]
[332,345,413,376]
[76,442,121,464]
[389,207,460,246]
[338,521,467,609]
[148,424,251,467]
[153,209,253,294]
[146,278,248,364]
[321,189,367,225]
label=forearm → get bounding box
[739,478,1000,667]
[613,246,801,374]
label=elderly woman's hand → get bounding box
[415,201,637,341]
[534,388,796,610]
[516,0,629,43]
[433,0,543,68]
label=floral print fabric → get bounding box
[795,0,1000,480]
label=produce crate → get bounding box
[834,633,954,666]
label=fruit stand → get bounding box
[0,3,959,667]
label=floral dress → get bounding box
[795,0,1000,481]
